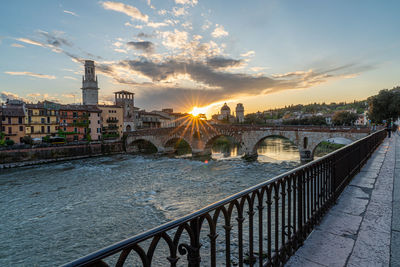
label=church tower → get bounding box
[81,60,99,105]
[236,103,245,123]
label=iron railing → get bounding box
[63,129,386,267]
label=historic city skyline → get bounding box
[1,0,400,117]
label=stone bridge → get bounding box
[124,124,372,161]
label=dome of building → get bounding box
[221,103,231,112]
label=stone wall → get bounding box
[0,142,124,165]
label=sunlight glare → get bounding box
[189,106,208,117]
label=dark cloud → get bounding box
[206,57,243,69]
[137,32,155,38]
[127,41,155,53]
[39,31,72,47]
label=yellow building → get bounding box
[0,101,26,144]
[25,101,60,139]
[97,105,123,140]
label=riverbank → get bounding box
[0,142,124,169]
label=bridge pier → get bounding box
[300,149,313,162]
[192,149,211,161]
[242,152,258,161]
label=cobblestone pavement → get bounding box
[286,134,397,267]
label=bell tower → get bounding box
[81,60,99,105]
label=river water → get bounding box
[0,137,300,266]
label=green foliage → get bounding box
[282,116,327,126]
[42,135,51,143]
[0,132,4,146]
[244,113,265,124]
[332,111,359,126]
[86,133,92,142]
[314,141,345,157]
[368,87,400,123]
[5,139,14,146]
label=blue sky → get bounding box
[1,0,399,116]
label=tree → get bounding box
[368,87,400,123]
[332,111,358,126]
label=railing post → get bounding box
[188,218,202,267]
[297,171,303,246]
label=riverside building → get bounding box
[0,100,26,143]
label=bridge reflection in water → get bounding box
[211,136,300,163]
[64,129,386,267]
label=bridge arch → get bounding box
[250,134,300,161]
[251,133,300,155]
[204,134,241,151]
[311,136,354,158]
[164,137,193,154]
[203,134,243,158]
[127,138,159,154]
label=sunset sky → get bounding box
[1,0,399,117]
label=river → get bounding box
[0,137,301,266]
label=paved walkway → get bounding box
[286,134,398,267]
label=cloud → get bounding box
[241,50,255,57]
[101,1,148,22]
[146,21,168,28]
[202,20,212,30]
[137,32,155,38]
[16,38,45,47]
[127,41,155,53]
[211,24,228,38]
[113,41,123,47]
[5,71,56,79]
[114,48,128,53]
[38,30,72,47]
[206,57,243,69]
[92,58,368,110]
[62,93,76,98]
[63,76,78,80]
[63,10,78,16]
[125,22,143,29]
[160,29,188,49]
[175,0,198,6]
[11,43,25,48]
[172,7,186,16]
[1,91,24,102]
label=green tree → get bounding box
[332,111,358,126]
[368,87,400,123]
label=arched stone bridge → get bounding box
[124,124,372,161]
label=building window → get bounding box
[74,128,77,133]
[2,116,5,121]
[19,117,23,124]
[64,127,66,131]
[8,117,11,124]
[19,126,23,131]
[98,120,100,124]
[47,117,50,123]
[41,118,45,123]
[41,126,45,133]
[31,126,34,133]
[97,128,101,133]
[73,112,77,118]
[1,126,4,131]
[8,127,12,134]
[63,119,66,123]
[47,126,50,133]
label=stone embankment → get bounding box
[0,142,124,169]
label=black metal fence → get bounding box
[63,129,386,267]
